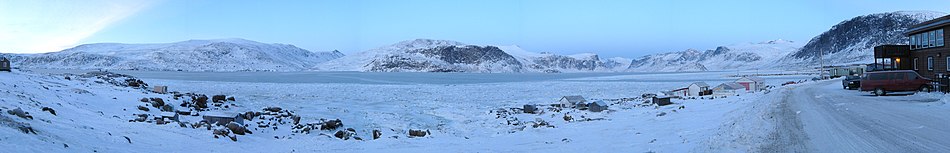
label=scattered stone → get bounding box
[228,135,237,141]
[149,98,165,108]
[41,107,56,116]
[226,97,235,101]
[227,122,247,135]
[17,125,36,134]
[137,106,149,112]
[139,98,149,102]
[7,108,32,120]
[408,129,428,138]
[156,118,166,125]
[212,95,227,103]
[373,130,382,140]
[563,114,573,122]
[123,136,131,144]
[656,112,667,117]
[678,106,685,109]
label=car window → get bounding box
[906,73,917,80]
[869,74,887,80]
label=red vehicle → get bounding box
[859,70,931,96]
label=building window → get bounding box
[938,29,945,47]
[946,56,950,71]
[911,35,917,49]
[928,56,934,71]
[925,33,931,48]
[931,31,937,47]
[915,58,919,70]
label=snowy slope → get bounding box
[12,38,344,72]
[779,11,947,67]
[628,39,802,72]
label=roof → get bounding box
[0,57,8,61]
[866,70,917,74]
[690,82,710,87]
[737,76,765,82]
[906,14,950,35]
[561,96,586,103]
[716,82,745,90]
[591,101,607,106]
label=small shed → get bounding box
[153,86,168,94]
[589,101,608,112]
[687,82,711,96]
[160,112,180,122]
[0,57,10,72]
[736,76,766,92]
[559,96,587,108]
[202,112,244,125]
[713,82,745,96]
[652,96,672,106]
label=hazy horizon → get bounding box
[1,0,947,58]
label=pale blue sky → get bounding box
[1,0,947,57]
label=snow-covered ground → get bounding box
[0,69,880,152]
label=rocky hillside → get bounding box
[627,40,802,72]
[10,39,344,72]
[780,11,946,66]
[316,39,632,73]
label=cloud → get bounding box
[0,0,155,53]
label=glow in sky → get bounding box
[1,0,947,57]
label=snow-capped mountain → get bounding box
[627,39,802,72]
[316,39,632,73]
[316,39,525,72]
[497,45,631,73]
[12,38,344,72]
[779,11,946,66]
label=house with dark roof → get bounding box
[0,57,10,72]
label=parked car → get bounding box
[841,75,861,90]
[859,70,931,96]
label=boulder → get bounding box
[213,128,230,136]
[7,108,32,120]
[41,107,56,116]
[372,130,382,140]
[139,98,149,102]
[160,105,174,112]
[320,119,343,130]
[523,105,537,114]
[227,122,247,135]
[292,115,301,125]
[137,106,149,112]
[149,98,165,107]
[408,129,428,137]
[194,95,209,108]
[334,130,354,140]
[212,95,227,103]
[263,107,282,112]
[226,97,235,101]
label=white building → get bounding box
[736,76,765,92]
[687,82,710,96]
[713,82,745,96]
[559,96,587,108]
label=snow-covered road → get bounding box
[771,80,950,152]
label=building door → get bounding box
[739,82,750,91]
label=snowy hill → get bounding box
[316,39,632,73]
[779,11,947,67]
[11,39,344,72]
[627,39,802,72]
